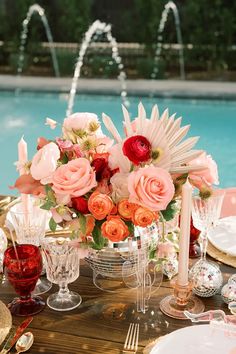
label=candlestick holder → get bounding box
[159,278,205,320]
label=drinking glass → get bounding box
[7,198,52,295]
[190,192,224,297]
[192,192,224,261]
[3,244,45,316]
[42,236,82,311]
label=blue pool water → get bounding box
[0,91,236,195]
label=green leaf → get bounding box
[60,154,69,165]
[49,217,57,232]
[125,221,134,237]
[161,200,178,221]
[41,200,55,210]
[91,225,105,250]
[79,213,86,235]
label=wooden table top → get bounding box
[0,259,235,354]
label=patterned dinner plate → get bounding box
[0,300,12,346]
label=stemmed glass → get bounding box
[189,192,224,297]
[3,244,45,316]
[191,192,224,261]
[42,236,82,311]
[6,197,52,295]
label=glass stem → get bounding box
[200,228,208,261]
[58,283,70,298]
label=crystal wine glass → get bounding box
[3,244,45,316]
[7,197,52,295]
[191,192,224,261]
[189,192,224,297]
[42,236,82,311]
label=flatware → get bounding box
[123,323,139,353]
[0,317,33,354]
[15,332,34,353]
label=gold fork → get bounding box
[123,323,140,353]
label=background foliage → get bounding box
[0,0,236,78]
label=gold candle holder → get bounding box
[160,278,205,320]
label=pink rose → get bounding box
[189,152,219,189]
[30,142,60,185]
[62,112,102,140]
[52,158,97,197]
[128,166,175,211]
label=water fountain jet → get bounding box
[66,20,129,117]
[17,4,60,77]
[152,1,185,80]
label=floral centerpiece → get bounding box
[12,103,219,254]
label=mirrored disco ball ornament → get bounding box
[189,260,223,297]
[221,274,236,304]
[162,258,178,280]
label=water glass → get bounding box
[7,198,52,295]
[42,236,82,311]
[4,244,45,316]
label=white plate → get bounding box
[150,324,236,354]
[0,301,12,346]
[208,216,236,256]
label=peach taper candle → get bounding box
[18,136,29,219]
[177,178,192,286]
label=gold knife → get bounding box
[0,317,33,354]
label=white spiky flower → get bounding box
[102,102,206,174]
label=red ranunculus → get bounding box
[72,196,89,214]
[122,135,151,165]
[92,158,111,181]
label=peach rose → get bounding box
[88,191,113,220]
[101,216,129,242]
[188,152,219,189]
[117,199,137,220]
[110,172,130,202]
[52,158,97,197]
[30,142,60,184]
[132,206,156,227]
[128,166,175,211]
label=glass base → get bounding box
[8,296,45,316]
[47,291,82,311]
[160,294,205,320]
[32,277,52,296]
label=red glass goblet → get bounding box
[189,217,201,258]
[4,244,45,316]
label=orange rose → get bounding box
[118,199,137,220]
[88,191,113,220]
[101,216,130,242]
[132,206,155,227]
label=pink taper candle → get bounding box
[18,136,29,218]
[18,136,27,176]
[177,178,192,286]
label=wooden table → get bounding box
[0,259,235,354]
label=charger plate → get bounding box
[0,301,12,346]
[149,324,236,354]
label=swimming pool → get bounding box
[0,91,236,195]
